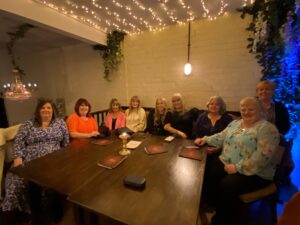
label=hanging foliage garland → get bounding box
[239,0,295,78]
[94,30,126,81]
[239,0,300,139]
[6,23,34,76]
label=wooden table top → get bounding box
[69,135,207,225]
[12,134,206,225]
[12,137,120,195]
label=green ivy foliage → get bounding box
[94,30,126,81]
[239,0,300,139]
[6,23,34,76]
[238,0,295,79]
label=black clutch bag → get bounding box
[123,175,146,189]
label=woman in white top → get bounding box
[125,96,146,132]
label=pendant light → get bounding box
[184,21,192,76]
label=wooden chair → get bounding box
[238,145,286,224]
[277,191,300,225]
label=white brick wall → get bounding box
[123,13,261,111]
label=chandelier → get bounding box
[3,24,36,101]
[3,69,37,101]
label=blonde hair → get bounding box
[240,97,263,113]
[127,96,141,114]
[256,80,276,91]
[109,98,121,112]
[206,96,227,115]
[171,93,185,113]
[154,97,169,126]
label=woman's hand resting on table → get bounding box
[13,157,23,167]
[224,164,237,174]
[194,137,207,146]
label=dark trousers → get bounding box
[202,156,271,225]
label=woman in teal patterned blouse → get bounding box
[195,97,280,225]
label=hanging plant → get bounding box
[6,23,34,76]
[93,30,126,81]
[238,0,300,139]
[238,0,295,79]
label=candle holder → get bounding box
[119,133,131,156]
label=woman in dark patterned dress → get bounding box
[1,99,69,225]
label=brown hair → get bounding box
[74,98,92,117]
[34,98,57,126]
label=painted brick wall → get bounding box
[123,13,261,111]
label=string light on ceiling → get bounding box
[200,0,228,21]
[31,0,253,34]
[177,0,195,21]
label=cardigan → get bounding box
[125,108,147,132]
[104,111,126,131]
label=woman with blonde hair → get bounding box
[195,97,280,225]
[146,97,171,135]
[125,96,146,132]
[104,98,126,131]
[164,93,200,139]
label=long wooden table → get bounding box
[12,138,108,195]
[12,134,207,225]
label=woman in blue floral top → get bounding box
[1,99,69,225]
[195,97,279,225]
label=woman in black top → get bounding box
[146,97,171,136]
[194,96,233,156]
[164,93,200,139]
[194,96,233,138]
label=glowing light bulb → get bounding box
[184,63,192,75]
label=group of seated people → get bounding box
[0,80,292,225]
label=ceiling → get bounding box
[0,0,252,52]
[32,0,252,34]
[0,10,84,52]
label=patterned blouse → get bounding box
[206,119,280,180]
[13,118,70,163]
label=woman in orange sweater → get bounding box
[67,98,99,138]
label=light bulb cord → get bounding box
[187,21,191,62]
